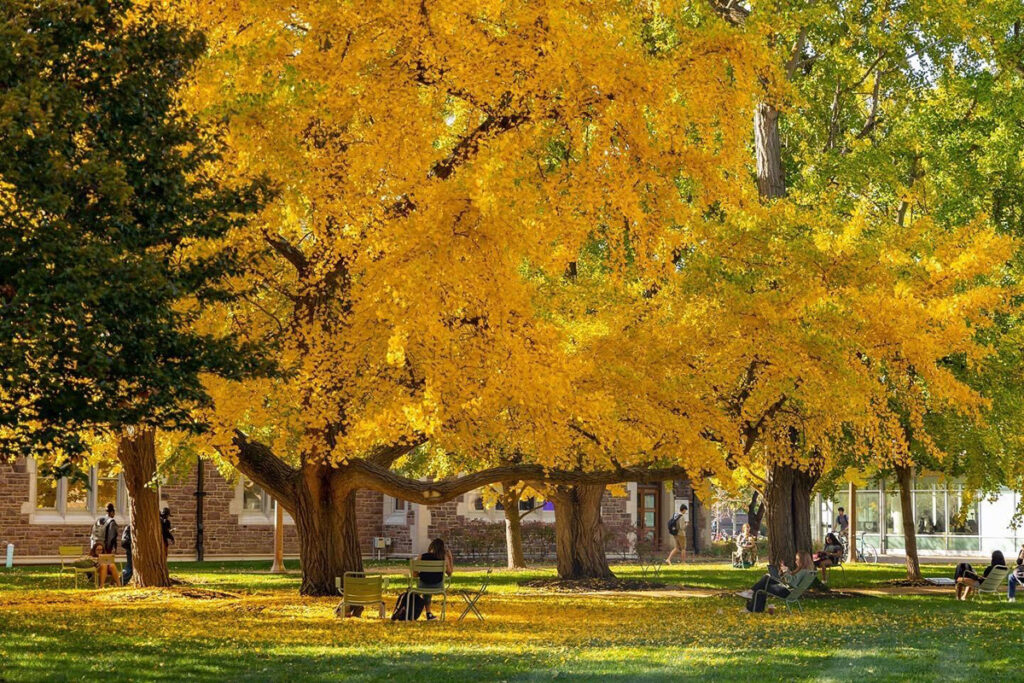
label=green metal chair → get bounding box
[408,558,449,621]
[334,572,387,618]
[755,570,816,612]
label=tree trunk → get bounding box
[754,102,786,199]
[896,465,923,581]
[271,500,285,573]
[765,464,796,567]
[747,491,765,538]
[552,483,614,579]
[500,484,527,570]
[765,464,817,567]
[792,468,815,555]
[292,463,362,596]
[119,428,170,587]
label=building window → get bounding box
[29,460,126,521]
[393,497,407,513]
[242,477,270,514]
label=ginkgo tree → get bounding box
[173,0,766,593]
[682,0,1024,565]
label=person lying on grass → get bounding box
[954,550,1006,600]
[737,550,815,614]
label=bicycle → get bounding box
[838,532,878,563]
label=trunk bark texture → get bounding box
[500,484,527,570]
[764,464,817,566]
[755,102,786,199]
[552,483,614,579]
[293,463,362,596]
[896,465,923,581]
[119,429,170,587]
[747,491,765,538]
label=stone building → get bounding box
[0,457,701,564]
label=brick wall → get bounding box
[2,458,693,563]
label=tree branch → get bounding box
[231,430,300,510]
[346,460,692,505]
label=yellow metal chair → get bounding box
[408,558,449,621]
[57,546,83,588]
[334,572,387,618]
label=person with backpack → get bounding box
[90,503,119,554]
[665,503,688,565]
[120,525,133,586]
[160,507,174,561]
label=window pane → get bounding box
[948,488,978,536]
[394,498,406,511]
[644,511,655,527]
[96,473,119,515]
[885,491,904,534]
[914,489,945,534]
[66,476,91,512]
[242,479,265,511]
[644,494,655,508]
[856,492,880,533]
[36,477,58,510]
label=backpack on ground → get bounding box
[667,512,682,537]
[390,591,426,621]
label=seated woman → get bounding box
[734,524,756,566]
[954,550,1006,600]
[738,550,815,613]
[813,531,844,582]
[413,538,453,620]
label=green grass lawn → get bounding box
[1,560,1020,681]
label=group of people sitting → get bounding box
[954,546,1024,601]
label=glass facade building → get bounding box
[812,475,1024,557]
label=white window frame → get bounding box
[24,458,127,525]
[235,476,293,526]
[384,495,409,525]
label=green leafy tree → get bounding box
[0,0,269,585]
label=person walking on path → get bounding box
[835,507,849,539]
[665,504,689,565]
[160,507,175,562]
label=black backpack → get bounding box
[121,526,132,550]
[667,513,681,536]
[391,591,426,621]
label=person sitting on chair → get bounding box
[413,538,453,620]
[954,550,1006,600]
[813,531,844,582]
[74,542,120,588]
[738,551,815,613]
[1007,554,1024,602]
[734,524,756,567]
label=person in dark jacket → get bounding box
[160,507,174,561]
[121,525,133,586]
[90,503,119,554]
[954,550,1006,600]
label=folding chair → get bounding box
[57,546,82,588]
[408,558,449,621]
[334,572,388,618]
[968,565,1009,601]
[457,568,492,623]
